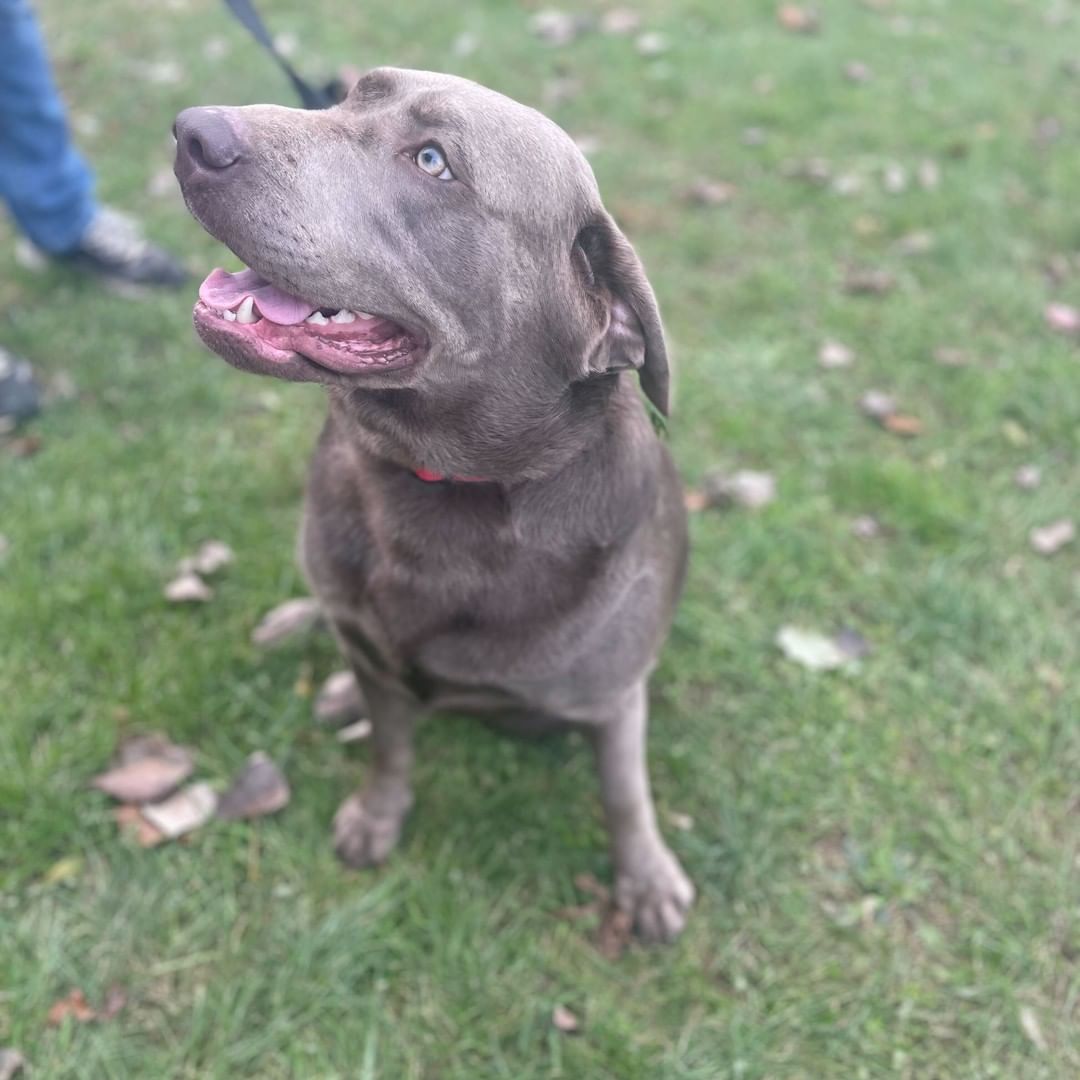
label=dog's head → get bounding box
[174,67,668,422]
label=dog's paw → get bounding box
[332,792,408,869]
[614,845,695,943]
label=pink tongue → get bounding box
[198,267,319,325]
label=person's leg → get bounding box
[0,0,96,254]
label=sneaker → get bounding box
[0,348,42,430]
[58,206,188,289]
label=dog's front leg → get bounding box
[333,679,419,868]
[588,681,695,942]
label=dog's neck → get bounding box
[327,374,624,486]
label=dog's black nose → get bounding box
[174,107,243,180]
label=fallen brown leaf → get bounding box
[600,8,640,34]
[702,469,777,510]
[47,989,96,1026]
[777,4,819,33]
[777,626,854,671]
[99,985,127,1021]
[819,340,855,369]
[336,719,373,744]
[93,735,194,803]
[933,346,972,367]
[668,810,694,831]
[552,1004,581,1033]
[0,1049,25,1080]
[683,488,709,513]
[251,597,322,647]
[140,781,217,840]
[843,267,895,295]
[314,669,366,722]
[896,230,935,256]
[42,855,83,886]
[858,390,897,421]
[573,872,611,904]
[216,752,290,820]
[1018,1006,1048,1052]
[1029,519,1075,556]
[164,571,212,603]
[1014,465,1042,490]
[882,413,923,437]
[529,10,589,46]
[595,905,633,960]
[1045,302,1080,335]
[5,434,41,458]
[179,539,234,576]
[851,515,883,539]
[114,804,166,847]
[843,60,872,82]
[685,178,737,206]
[635,31,668,56]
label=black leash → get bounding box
[221,0,342,109]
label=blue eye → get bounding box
[415,144,453,180]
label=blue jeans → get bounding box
[0,0,96,253]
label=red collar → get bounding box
[412,467,489,484]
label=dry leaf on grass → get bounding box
[851,515,883,539]
[595,906,634,960]
[552,1004,581,1033]
[251,597,322,647]
[573,872,610,903]
[882,413,923,437]
[933,346,972,367]
[685,178,737,206]
[5,434,42,458]
[819,340,855,369]
[635,31,668,56]
[859,391,922,435]
[42,855,83,886]
[843,267,895,295]
[896,230,935,256]
[337,719,373,744]
[217,753,290,820]
[668,811,694,831]
[844,60,872,82]
[1045,302,1080,335]
[140,782,217,840]
[164,571,212,603]
[46,989,96,1026]
[1018,1006,1048,1052]
[1029,519,1075,556]
[0,1049,25,1080]
[703,469,777,510]
[114,804,166,847]
[776,625,867,671]
[683,488,709,513]
[1014,465,1042,490]
[178,539,234,576]
[600,8,641,34]
[314,669,366,722]
[777,4,819,33]
[529,10,589,46]
[93,735,194,803]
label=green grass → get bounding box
[2,0,1078,1075]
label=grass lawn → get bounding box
[2,0,1078,1075]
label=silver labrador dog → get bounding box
[173,67,693,941]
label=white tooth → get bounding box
[330,309,356,324]
[222,309,237,321]
[235,296,258,324]
[305,311,329,325]
[356,311,375,320]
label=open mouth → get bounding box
[193,267,422,377]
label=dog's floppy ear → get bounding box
[574,213,670,416]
